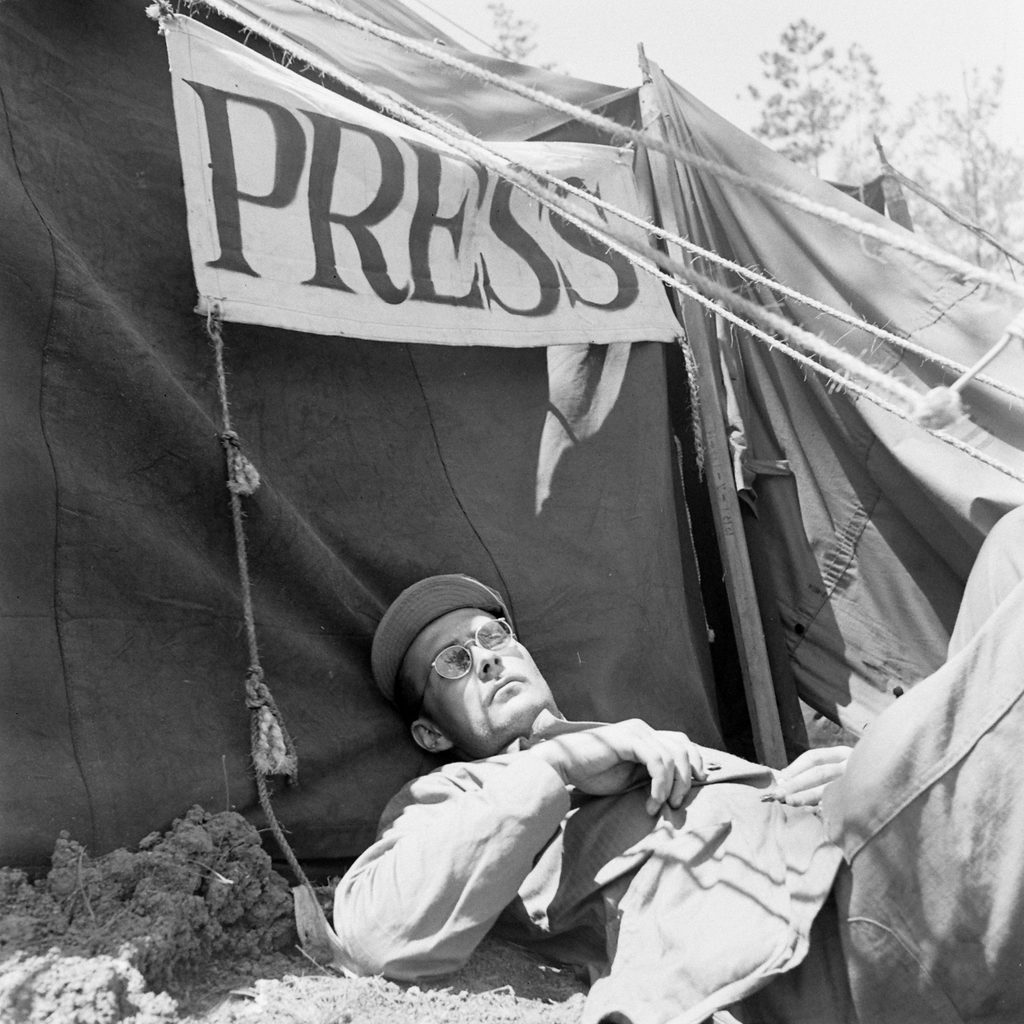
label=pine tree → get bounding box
[889,69,1024,269]
[747,22,1023,266]
[486,1,538,63]
[747,20,887,179]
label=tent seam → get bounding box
[402,345,516,620]
[916,280,986,334]
[0,77,99,846]
[793,483,881,649]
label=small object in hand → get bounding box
[759,787,787,804]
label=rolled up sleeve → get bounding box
[332,753,571,979]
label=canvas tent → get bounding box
[2,0,1023,873]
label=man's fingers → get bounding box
[643,747,673,812]
[687,744,706,783]
[645,732,699,812]
[807,745,852,765]
[778,747,851,787]
[773,754,850,806]
[783,784,830,807]
[665,737,702,807]
[782,746,852,777]
[548,719,701,814]
[633,729,679,812]
[785,762,845,790]
[666,763,692,809]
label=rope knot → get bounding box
[245,665,298,781]
[220,431,261,496]
[244,664,267,708]
[912,308,1024,430]
[252,703,299,781]
[912,385,965,430]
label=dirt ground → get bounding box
[0,807,586,1024]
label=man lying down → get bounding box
[331,506,1024,1024]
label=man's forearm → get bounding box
[332,754,571,979]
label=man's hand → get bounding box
[524,719,706,815]
[765,746,852,807]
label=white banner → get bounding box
[163,16,680,346]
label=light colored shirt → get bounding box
[332,716,843,1024]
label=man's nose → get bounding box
[477,651,503,680]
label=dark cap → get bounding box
[371,574,511,704]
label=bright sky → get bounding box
[405,0,1023,150]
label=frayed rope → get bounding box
[206,308,297,784]
[204,309,315,911]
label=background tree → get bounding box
[747,20,888,179]
[486,1,538,63]
[888,69,1024,269]
[748,20,1023,269]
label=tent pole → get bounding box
[636,68,788,768]
[873,136,914,231]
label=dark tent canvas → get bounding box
[0,0,718,868]
[3,0,1023,874]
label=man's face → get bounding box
[400,607,558,759]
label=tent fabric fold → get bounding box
[640,64,1024,736]
[198,0,631,143]
[0,0,718,868]
[5,0,1024,872]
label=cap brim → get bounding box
[371,574,510,704]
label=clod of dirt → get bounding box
[0,806,295,1006]
[0,949,178,1024]
[1,808,588,1024]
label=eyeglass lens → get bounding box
[432,619,513,679]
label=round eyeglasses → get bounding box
[430,618,516,680]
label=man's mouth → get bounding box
[490,676,525,702]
